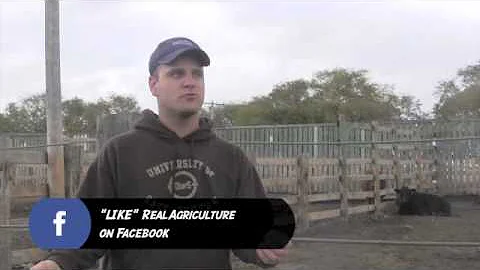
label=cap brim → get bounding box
[160,48,210,67]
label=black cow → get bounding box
[394,187,451,216]
[474,195,480,204]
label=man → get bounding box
[31,37,289,270]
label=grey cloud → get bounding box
[1,1,479,115]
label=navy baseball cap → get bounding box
[148,37,210,75]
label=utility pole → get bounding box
[45,0,65,198]
[204,101,224,120]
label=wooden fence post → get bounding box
[64,144,82,198]
[393,144,401,188]
[296,155,309,233]
[337,114,349,221]
[432,133,443,194]
[0,162,12,270]
[414,144,427,191]
[370,121,381,216]
[96,113,142,151]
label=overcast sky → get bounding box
[1,0,479,115]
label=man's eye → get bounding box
[193,71,204,78]
[170,70,184,77]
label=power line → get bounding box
[0,139,96,151]
[204,101,225,107]
[203,101,225,120]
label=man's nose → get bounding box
[182,73,197,88]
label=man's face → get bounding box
[149,56,205,118]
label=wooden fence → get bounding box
[1,150,49,270]
[2,158,480,270]
[0,144,91,270]
[215,119,480,159]
[255,156,425,233]
[3,153,479,269]
[1,115,480,269]
[1,155,396,269]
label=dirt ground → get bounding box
[11,196,480,270]
[234,196,480,270]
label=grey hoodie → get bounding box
[43,109,275,270]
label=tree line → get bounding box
[212,60,480,126]
[0,60,479,135]
[0,94,141,136]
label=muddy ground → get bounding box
[11,196,480,270]
[234,196,480,270]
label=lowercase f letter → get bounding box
[53,211,67,236]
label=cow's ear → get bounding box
[394,188,399,193]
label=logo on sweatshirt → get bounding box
[168,170,199,198]
[146,158,215,198]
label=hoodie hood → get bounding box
[134,109,216,143]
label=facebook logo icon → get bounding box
[29,198,91,249]
[53,211,67,236]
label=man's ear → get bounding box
[148,75,155,87]
[148,74,159,96]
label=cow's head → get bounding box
[394,186,416,205]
